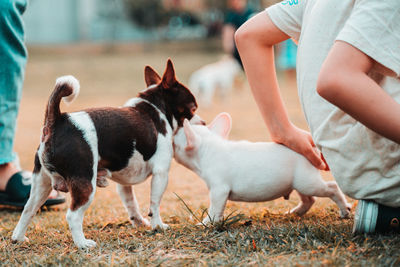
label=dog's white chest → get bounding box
[109,150,151,185]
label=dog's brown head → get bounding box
[141,59,198,127]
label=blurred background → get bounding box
[24,0,268,44]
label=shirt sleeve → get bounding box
[336,0,400,77]
[266,0,307,41]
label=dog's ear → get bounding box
[161,58,177,89]
[144,66,161,87]
[207,112,232,139]
[184,119,200,151]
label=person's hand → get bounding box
[271,124,329,171]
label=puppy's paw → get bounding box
[200,216,221,226]
[76,239,97,249]
[197,221,210,226]
[338,203,352,219]
[340,212,350,219]
[339,209,351,219]
[200,218,212,226]
[288,207,306,217]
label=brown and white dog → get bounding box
[12,59,199,249]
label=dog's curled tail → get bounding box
[44,75,80,128]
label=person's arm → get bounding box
[235,11,327,170]
[317,41,400,144]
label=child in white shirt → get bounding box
[235,0,400,233]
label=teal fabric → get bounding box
[0,0,28,164]
[277,39,297,70]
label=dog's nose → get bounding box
[190,114,206,125]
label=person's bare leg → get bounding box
[0,163,19,191]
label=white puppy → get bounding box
[189,56,241,107]
[173,113,351,224]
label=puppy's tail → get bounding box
[44,75,80,128]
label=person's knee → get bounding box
[234,24,252,52]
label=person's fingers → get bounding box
[308,136,316,147]
[304,145,326,170]
[321,153,330,171]
[307,134,327,170]
[280,127,327,170]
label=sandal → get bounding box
[0,171,65,207]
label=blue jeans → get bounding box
[0,0,27,164]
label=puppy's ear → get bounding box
[161,58,177,89]
[207,112,232,139]
[144,66,161,87]
[184,119,200,151]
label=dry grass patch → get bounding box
[0,41,399,266]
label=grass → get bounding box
[2,204,400,266]
[174,192,245,231]
[1,40,399,266]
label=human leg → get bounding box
[0,0,27,190]
[0,1,64,207]
[0,0,27,167]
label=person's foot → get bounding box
[0,162,65,207]
[353,200,400,234]
[0,162,19,191]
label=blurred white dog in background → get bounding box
[189,56,242,108]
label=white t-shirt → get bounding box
[267,0,400,206]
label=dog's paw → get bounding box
[96,169,111,188]
[11,235,29,243]
[96,177,109,188]
[288,207,306,217]
[132,218,150,228]
[338,203,352,219]
[76,239,97,249]
[339,209,351,219]
[346,203,352,211]
[340,212,350,219]
[197,221,209,226]
[151,222,169,231]
[200,218,212,226]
